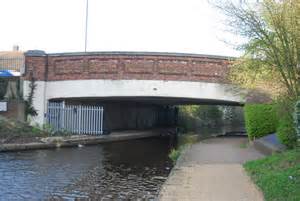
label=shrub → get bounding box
[244,104,278,140]
[178,105,223,132]
[168,148,181,164]
[295,100,300,138]
[277,115,297,149]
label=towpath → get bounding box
[159,137,265,201]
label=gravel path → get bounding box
[159,137,265,201]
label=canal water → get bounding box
[0,137,175,201]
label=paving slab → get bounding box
[159,137,265,201]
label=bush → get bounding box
[168,148,181,164]
[178,105,223,132]
[295,100,300,138]
[277,115,297,149]
[0,117,48,139]
[244,104,278,140]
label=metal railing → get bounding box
[47,102,104,135]
[0,57,24,71]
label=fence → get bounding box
[47,102,104,135]
[0,57,24,71]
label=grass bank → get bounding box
[0,117,50,143]
[244,148,300,201]
[168,134,199,164]
[0,115,77,144]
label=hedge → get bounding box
[244,104,278,140]
[295,100,300,138]
[276,115,297,149]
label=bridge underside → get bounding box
[47,96,242,132]
[25,79,245,126]
[51,96,243,106]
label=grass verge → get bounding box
[0,115,74,144]
[244,148,300,201]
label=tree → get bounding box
[215,0,300,99]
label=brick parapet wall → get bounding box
[23,52,232,83]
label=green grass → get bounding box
[168,148,182,164]
[244,148,300,201]
[0,117,49,140]
[239,142,248,148]
[168,134,199,164]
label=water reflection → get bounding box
[0,137,173,201]
[0,125,244,200]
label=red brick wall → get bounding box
[24,56,47,80]
[23,53,231,83]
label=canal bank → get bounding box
[0,128,175,152]
[159,136,265,201]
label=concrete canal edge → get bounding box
[252,133,286,155]
[0,129,173,152]
[157,144,191,198]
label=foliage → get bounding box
[42,123,55,135]
[178,134,199,145]
[275,97,298,148]
[216,0,300,99]
[168,144,190,164]
[168,148,182,164]
[52,129,73,136]
[178,105,223,132]
[25,74,38,118]
[169,133,200,164]
[193,105,223,121]
[229,57,284,98]
[295,100,300,138]
[0,117,48,141]
[0,116,73,143]
[277,115,298,149]
[244,104,278,140]
[244,148,300,201]
[239,142,248,148]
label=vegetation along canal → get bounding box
[0,137,175,200]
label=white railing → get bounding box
[47,102,104,135]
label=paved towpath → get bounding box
[159,137,265,201]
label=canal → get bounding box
[0,118,245,201]
[0,137,174,200]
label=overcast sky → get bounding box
[0,0,241,56]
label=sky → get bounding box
[0,0,241,57]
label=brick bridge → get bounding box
[23,51,244,127]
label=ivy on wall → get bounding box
[25,73,38,119]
